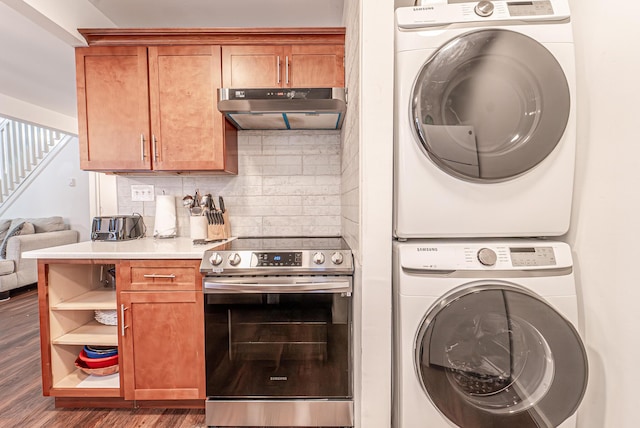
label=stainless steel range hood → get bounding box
[218,88,346,130]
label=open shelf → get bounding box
[52,321,118,346]
[51,289,116,310]
[54,368,120,393]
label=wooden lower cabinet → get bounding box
[119,290,205,400]
[39,259,205,406]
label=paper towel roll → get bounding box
[153,195,177,238]
[190,216,208,240]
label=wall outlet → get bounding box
[131,185,155,202]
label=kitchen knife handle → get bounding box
[285,56,289,85]
[276,55,281,84]
[140,134,146,160]
[152,134,159,162]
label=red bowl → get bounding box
[77,348,118,368]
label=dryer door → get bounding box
[411,29,570,182]
[415,281,587,428]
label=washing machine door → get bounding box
[416,281,587,428]
[411,29,570,182]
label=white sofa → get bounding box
[0,216,79,301]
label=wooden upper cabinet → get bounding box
[76,46,151,171]
[148,46,234,171]
[222,44,344,88]
[76,44,237,174]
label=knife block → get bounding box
[207,211,231,240]
[207,223,225,240]
[222,211,231,238]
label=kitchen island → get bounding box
[23,237,234,408]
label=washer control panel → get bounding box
[399,241,568,271]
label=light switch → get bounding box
[131,185,155,202]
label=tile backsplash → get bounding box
[117,130,342,238]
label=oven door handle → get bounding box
[203,280,352,293]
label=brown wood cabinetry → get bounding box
[38,258,205,405]
[222,44,344,88]
[118,260,205,400]
[76,45,237,173]
[38,260,120,398]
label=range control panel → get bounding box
[255,252,302,267]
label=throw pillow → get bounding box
[0,221,25,259]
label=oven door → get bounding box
[203,275,353,426]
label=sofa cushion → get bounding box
[25,216,66,233]
[0,259,14,275]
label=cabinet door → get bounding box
[288,45,345,88]
[76,46,152,171]
[148,45,230,171]
[222,45,286,88]
[120,291,205,400]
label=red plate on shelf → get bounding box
[77,348,118,368]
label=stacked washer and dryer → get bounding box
[392,1,588,427]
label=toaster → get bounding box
[91,214,145,241]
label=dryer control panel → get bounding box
[509,246,556,267]
[396,1,570,29]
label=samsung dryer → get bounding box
[392,239,588,428]
[394,1,577,238]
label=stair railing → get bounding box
[0,116,72,206]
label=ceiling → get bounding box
[0,0,345,123]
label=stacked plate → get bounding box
[94,310,117,325]
[75,346,119,376]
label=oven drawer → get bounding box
[119,260,201,291]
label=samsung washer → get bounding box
[392,240,588,427]
[394,1,577,238]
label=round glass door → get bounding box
[411,29,570,182]
[415,282,587,427]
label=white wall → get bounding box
[2,136,91,240]
[567,1,640,427]
[354,0,395,427]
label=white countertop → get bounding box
[22,237,236,260]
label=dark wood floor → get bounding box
[0,287,206,428]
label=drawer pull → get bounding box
[143,273,176,279]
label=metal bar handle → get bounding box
[120,304,128,336]
[152,134,158,162]
[143,273,176,279]
[285,56,289,85]
[140,134,146,160]
[276,55,281,84]
[204,280,351,293]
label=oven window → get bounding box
[205,292,352,398]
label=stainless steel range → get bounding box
[200,237,354,427]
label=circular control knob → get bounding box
[228,253,242,266]
[477,248,498,266]
[475,1,494,17]
[313,252,326,265]
[209,252,223,266]
[331,252,344,265]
